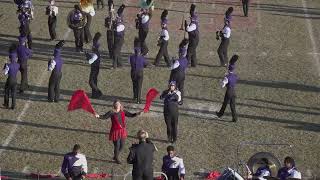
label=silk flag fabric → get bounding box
[143,88,159,112]
[68,90,96,115]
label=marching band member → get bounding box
[241,0,249,17]
[71,5,85,52]
[87,32,103,98]
[61,144,88,180]
[277,156,302,180]
[169,39,188,105]
[162,145,186,180]
[17,35,32,94]
[104,0,115,59]
[96,0,104,9]
[18,7,32,49]
[154,10,170,67]
[160,81,182,143]
[112,4,125,69]
[83,0,95,43]
[46,0,58,40]
[137,8,151,56]
[3,45,20,110]
[216,55,239,122]
[48,40,65,102]
[247,158,271,180]
[217,20,231,67]
[185,4,199,67]
[95,100,142,164]
[130,37,148,104]
[224,7,233,24]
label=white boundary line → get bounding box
[301,0,320,77]
[0,70,47,156]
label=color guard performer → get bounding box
[241,0,249,17]
[162,145,186,180]
[216,55,238,122]
[70,5,85,52]
[154,10,170,67]
[17,35,32,94]
[48,40,65,102]
[169,39,188,105]
[3,45,20,110]
[217,20,231,66]
[160,81,182,143]
[61,144,88,180]
[95,100,142,164]
[185,4,199,67]
[86,32,103,98]
[130,38,148,104]
[104,0,115,59]
[112,4,126,69]
[46,0,58,40]
[136,8,151,56]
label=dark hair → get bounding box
[74,4,81,11]
[225,7,233,16]
[73,144,81,151]
[284,156,295,166]
[93,32,101,43]
[9,43,17,53]
[167,145,175,152]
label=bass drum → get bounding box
[66,9,87,29]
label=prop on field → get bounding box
[143,88,159,113]
[85,173,112,178]
[206,171,221,179]
[26,173,60,179]
[68,90,96,115]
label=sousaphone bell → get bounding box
[247,152,281,177]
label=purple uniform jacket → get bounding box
[178,57,188,71]
[7,53,20,78]
[226,73,238,89]
[53,48,63,73]
[17,44,32,63]
[130,55,147,73]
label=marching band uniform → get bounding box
[224,7,233,25]
[96,0,104,9]
[130,40,147,104]
[105,2,115,59]
[185,10,199,67]
[3,52,20,109]
[160,81,182,143]
[71,5,84,52]
[251,166,271,180]
[154,17,170,67]
[112,10,125,69]
[83,7,95,43]
[46,0,58,40]
[277,167,301,180]
[216,55,238,122]
[87,34,102,98]
[18,9,32,49]
[61,152,88,180]
[17,36,32,93]
[48,41,64,102]
[169,40,188,105]
[137,9,151,56]
[99,109,139,163]
[217,21,231,66]
[162,155,186,180]
[241,0,249,17]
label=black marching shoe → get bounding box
[232,118,237,122]
[215,111,222,118]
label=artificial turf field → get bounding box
[0,0,319,179]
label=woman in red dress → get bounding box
[95,100,142,164]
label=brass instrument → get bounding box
[247,152,281,177]
[80,0,94,14]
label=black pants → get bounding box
[112,36,124,68]
[242,0,249,16]
[166,172,179,180]
[106,30,114,59]
[113,138,125,160]
[73,28,84,51]
[84,14,92,43]
[19,62,28,92]
[4,77,17,109]
[131,70,143,102]
[217,38,230,66]
[97,0,104,9]
[132,173,153,180]
[139,28,149,55]
[154,41,170,66]
[164,106,179,142]
[48,16,57,40]
[187,35,199,67]
[89,66,102,98]
[48,71,62,102]
[19,25,32,49]
[217,89,237,121]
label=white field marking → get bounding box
[0,70,47,156]
[301,0,320,76]
[22,166,30,173]
[256,0,262,28]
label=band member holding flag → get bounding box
[160,81,182,143]
[17,35,32,94]
[48,40,65,103]
[185,4,199,67]
[154,10,170,67]
[46,0,58,40]
[216,55,238,122]
[3,44,20,110]
[169,39,188,105]
[130,37,148,104]
[95,100,142,164]
[112,4,126,69]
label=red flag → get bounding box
[68,90,96,115]
[85,173,112,179]
[143,88,159,113]
[206,171,221,179]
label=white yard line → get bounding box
[301,0,320,77]
[256,0,262,28]
[0,70,47,156]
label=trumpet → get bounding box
[80,0,94,14]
